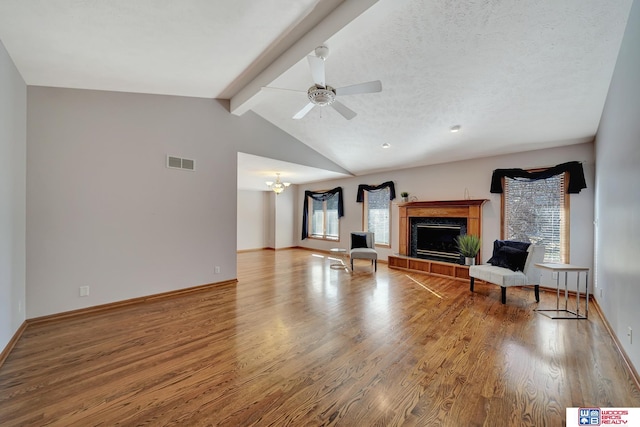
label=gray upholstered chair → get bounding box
[350,232,377,272]
[469,243,545,304]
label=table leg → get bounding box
[585,271,589,318]
[564,271,569,311]
[329,249,348,270]
[576,271,581,317]
[556,272,560,311]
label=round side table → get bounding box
[329,248,349,270]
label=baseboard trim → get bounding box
[237,247,301,253]
[295,246,388,264]
[537,285,596,300]
[27,279,238,326]
[0,321,27,369]
[591,298,640,391]
[296,246,326,253]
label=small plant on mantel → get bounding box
[456,234,481,265]
[400,192,409,202]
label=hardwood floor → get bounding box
[1,249,639,426]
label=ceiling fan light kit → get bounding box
[307,85,336,106]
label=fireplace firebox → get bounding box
[410,217,467,262]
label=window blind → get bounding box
[503,173,568,263]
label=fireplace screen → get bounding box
[416,224,461,260]
[410,217,467,262]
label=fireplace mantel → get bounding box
[399,199,488,209]
[398,199,488,261]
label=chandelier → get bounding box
[266,173,291,195]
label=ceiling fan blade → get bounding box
[293,102,315,120]
[261,86,306,94]
[331,100,357,120]
[307,55,325,87]
[335,80,382,96]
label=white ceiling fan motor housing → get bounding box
[308,85,336,106]
[314,45,329,60]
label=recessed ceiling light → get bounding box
[450,125,461,133]
[382,143,390,148]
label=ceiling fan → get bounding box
[268,45,382,120]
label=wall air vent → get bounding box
[167,155,195,171]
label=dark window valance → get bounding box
[490,161,586,194]
[356,181,396,202]
[301,187,344,240]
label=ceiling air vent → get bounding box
[167,155,195,171]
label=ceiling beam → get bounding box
[229,0,379,116]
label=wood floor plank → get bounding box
[1,249,639,426]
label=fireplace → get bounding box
[411,217,467,262]
[398,200,487,264]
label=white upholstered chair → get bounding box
[349,232,377,272]
[469,244,545,304]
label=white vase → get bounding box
[465,257,476,266]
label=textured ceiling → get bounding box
[0,0,633,188]
[250,0,633,175]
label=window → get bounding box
[363,187,391,246]
[502,172,569,262]
[301,187,343,241]
[309,192,340,240]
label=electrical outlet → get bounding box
[79,286,90,297]
[599,288,603,298]
[628,327,633,345]
[215,266,221,274]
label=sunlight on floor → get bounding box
[405,274,444,299]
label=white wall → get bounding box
[26,88,237,317]
[0,40,26,350]
[297,143,595,291]
[237,190,270,251]
[238,188,296,251]
[274,188,296,249]
[267,192,276,248]
[235,111,350,176]
[594,0,640,372]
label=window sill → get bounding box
[308,236,340,242]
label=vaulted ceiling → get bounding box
[0,0,633,189]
